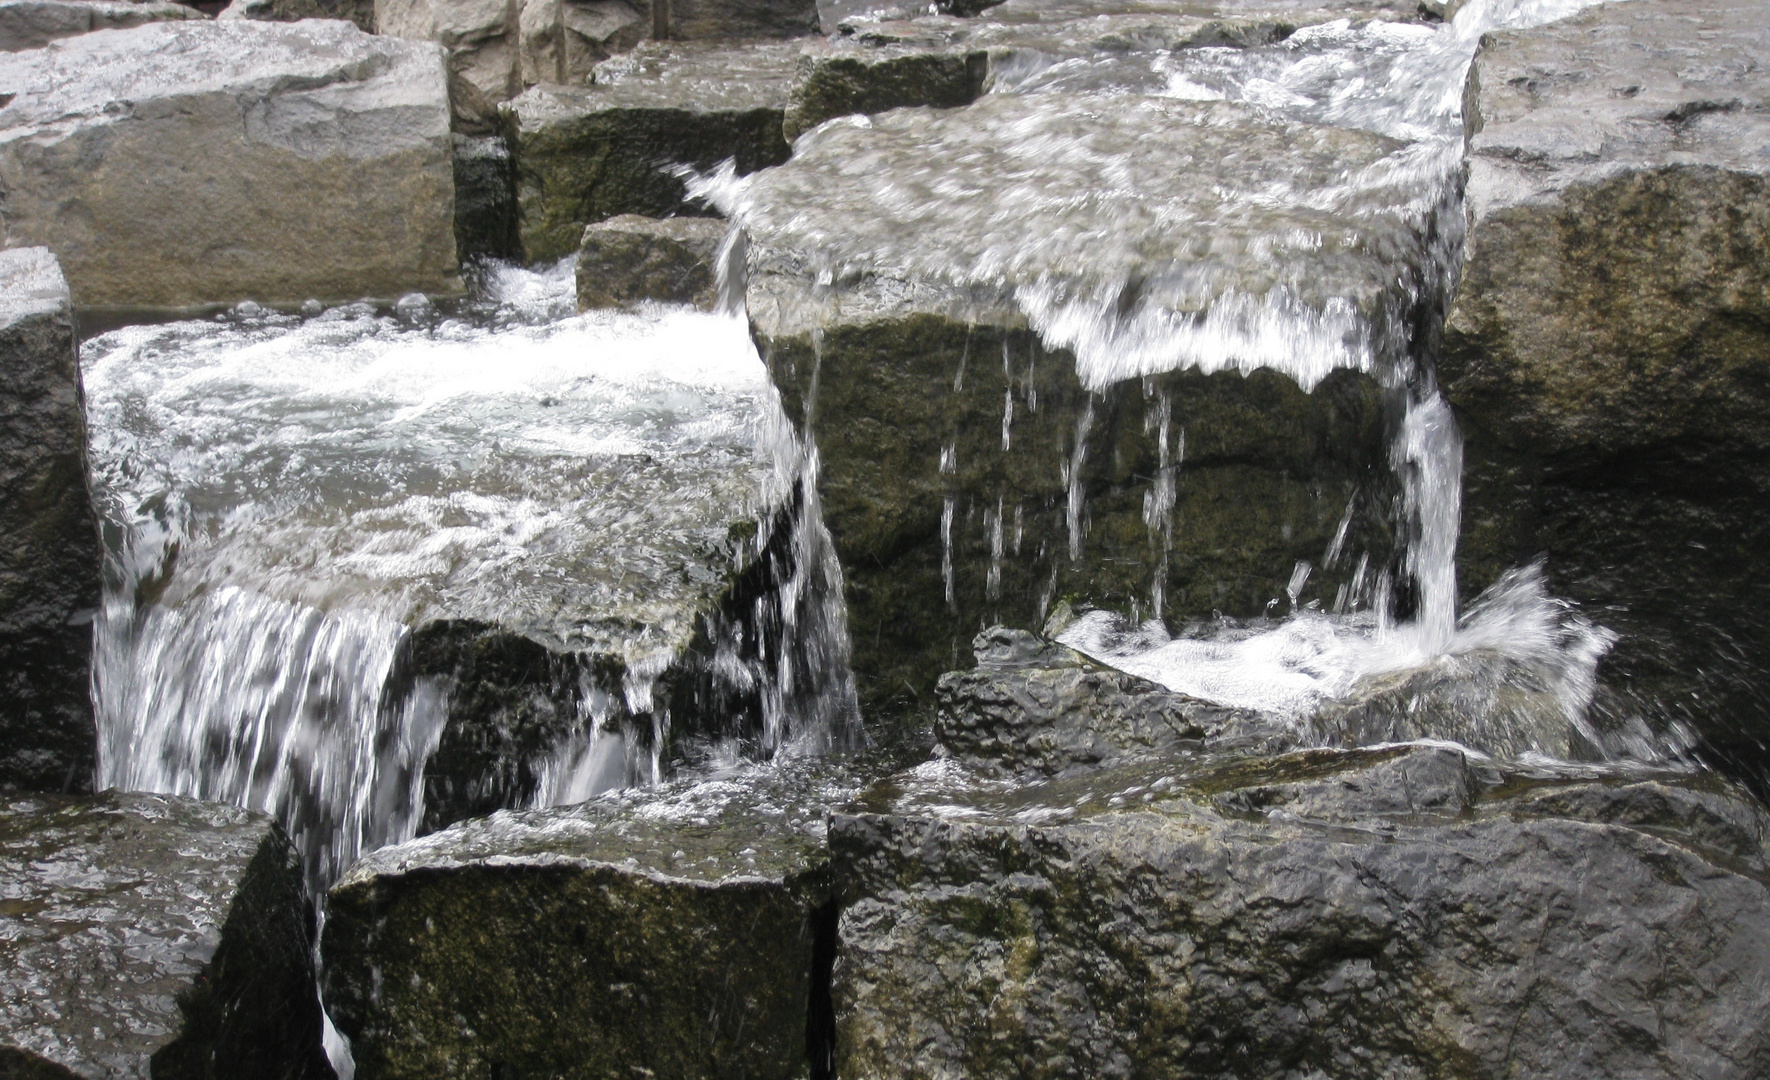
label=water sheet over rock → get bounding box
[0,20,458,308]
[83,271,856,890]
[0,247,97,792]
[323,762,848,1080]
[0,791,333,1080]
[732,87,1438,704]
[1442,0,1770,788]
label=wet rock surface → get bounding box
[508,39,796,261]
[0,20,458,308]
[1442,0,1770,790]
[831,744,1770,1080]
[0,248,96,792]
[0,791,332,1080]
[576,213,728,310]
[323,762,849,1080]
[936,628,1266,775]
[0,0,201,52]
[783,39,989,141]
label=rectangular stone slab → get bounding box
[0,20,459,308]
[1441,0,1770,792]
[323,765,845,1080]
[0,246,96,792]
[507,39,797,262]
[0,791,332,1080]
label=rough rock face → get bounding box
[740,91,1426,708]
[1441,0,1770,788]
[0,0,201,52]
[323,764,845,1080]
[576,214,727,310]
[508,40,796,261]
[0,248,96,793]
[0,21,458,308]
[783,41,989,142]
[831,745,1770,1080]
[375,0,648,131]
[219,0,373,31]
[935,628,1266,775]
[0,791,333,1080]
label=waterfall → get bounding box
[84,262,861,894]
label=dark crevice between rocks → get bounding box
[806,896,840,1080]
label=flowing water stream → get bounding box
[709,0,1692,763]
[81,0,1691,1001]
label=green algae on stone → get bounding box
[324,763,854,1080]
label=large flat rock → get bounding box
[508,39,797,261]
[831,746,1770,1079]
[0,791,333,1080]
[0,20,459,308]
[323,763,848,1080]
[1441,0,1770,789]
[0,247,96,792]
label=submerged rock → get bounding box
[831,746,1770,1079]
[323,764,845,1080]
[508,40,797,261]
[1442,0,1770,787]
[0,21,458,308]
[0,0,201,53]
[0,247,96,792]
[576,213,728,311]
[0,791,332,1080]
[790,0,1433,140]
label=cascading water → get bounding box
[85,259,859,896]
[710,0,1687,764]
